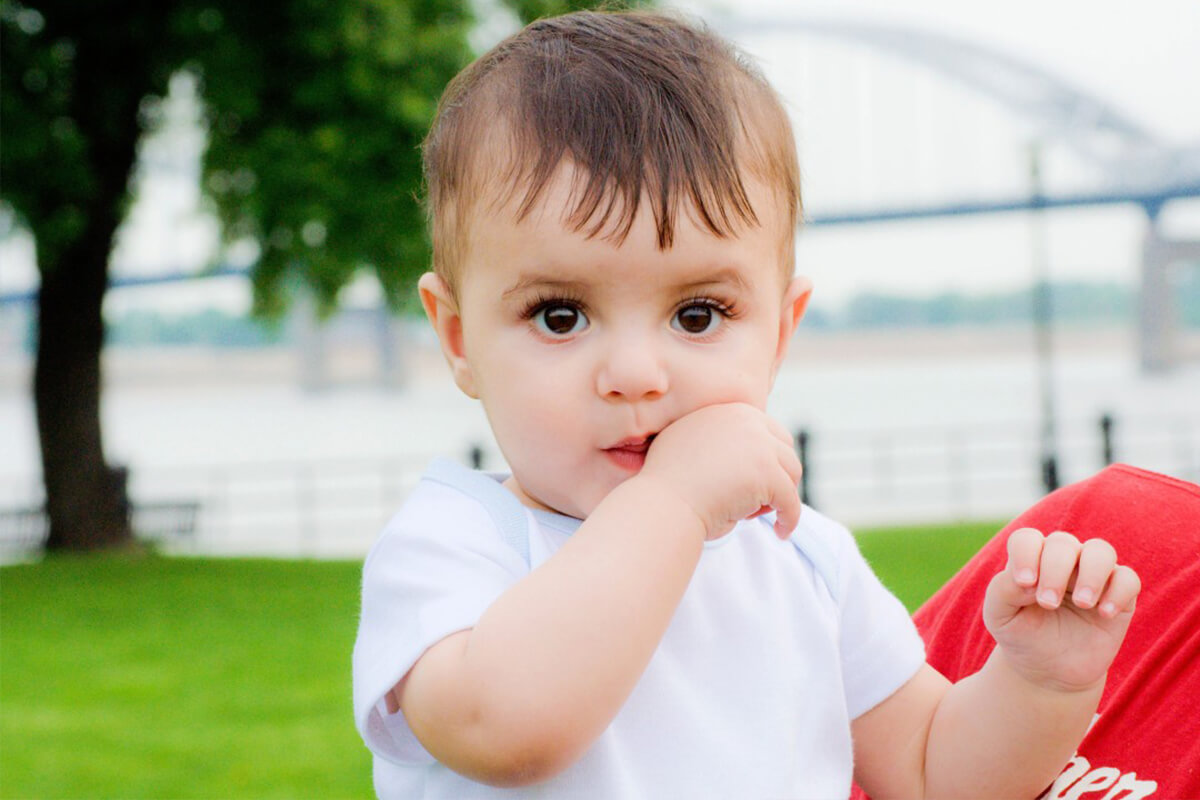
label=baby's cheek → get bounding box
[703,373,772,409]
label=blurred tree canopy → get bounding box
[0,0,640,551]
[190,0,476,317]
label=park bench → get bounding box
[0,500,201,560]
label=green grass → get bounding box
[1,554,372,800]
[0,520,1003,798]
[856,520,1004,611]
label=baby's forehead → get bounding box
[465,149,788,249]
[453,164,795,301]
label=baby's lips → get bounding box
[607,433,657,452]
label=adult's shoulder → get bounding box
[1003,464,1200,572]
[1061,463,1200,527]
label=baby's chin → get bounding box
[502,473,624,521]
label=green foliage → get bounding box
[0,5,77,257]
[506,0,650,24]
[185,0,477,317]
[1,0,479,315]
[0,1,175,270]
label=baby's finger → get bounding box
[1035,531,1083,609]
[1005,527,1046,588]
[1097,564,1141,619]
[765,416,798,451]
[1069,538,1118,609]
[771,472,803,539]
[982,568,1037,632]
[774,437,803,486]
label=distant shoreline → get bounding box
[1,323,1198,392]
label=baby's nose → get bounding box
[595,334,669,401]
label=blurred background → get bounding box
[2,0,1199,556]
[1,0,1198,796]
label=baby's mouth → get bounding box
[606,434,656,453]
[603,434,657,469]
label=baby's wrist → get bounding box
[991,647,1107,697]
[621,473,712,543]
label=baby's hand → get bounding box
[638,403,802,541]
[983,528,1140,692]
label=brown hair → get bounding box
[422,9,801,291]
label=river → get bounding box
[2,324,1197,557]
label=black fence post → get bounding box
[109,464,131,528]
[469,443,485,470]
[795,428,812,507]
[1041,456,1060,494]
[1100,413,1115,466]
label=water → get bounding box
[2,325,1198,557]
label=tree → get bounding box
[1,0,636,552]
[3,1,186,551]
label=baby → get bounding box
[353,10,1141,798]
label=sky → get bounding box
[728,0,1200,141]
[1,0,1197,311]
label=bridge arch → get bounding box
[717,14,1200,370]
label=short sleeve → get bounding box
[795,511,926,720]
[351,478,529,764]
[835,533,926,718]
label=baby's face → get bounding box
[437,165,809,519]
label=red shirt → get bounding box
[855,465,1200,799]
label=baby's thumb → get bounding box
[982,568,1037,635]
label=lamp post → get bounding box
[1029,142,1060,493]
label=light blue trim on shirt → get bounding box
[789,525,839,599]
[764,509,839,596]
[423,458,582,567]
[423,457,836,593]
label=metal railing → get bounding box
[796,414,1198,525]
[2,413,1197,560]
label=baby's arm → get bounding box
[395,403,802,786]
[853,529,1140,799]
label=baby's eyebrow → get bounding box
[501,275,589,299]
[673,267,752,294]
[501,265,752,300]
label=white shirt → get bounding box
[353,459,925,799]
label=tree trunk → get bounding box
[35,230,131,551]
[33,5,169,551]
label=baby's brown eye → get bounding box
[673,304,718,335]
[534,304,588,336]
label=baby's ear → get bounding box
[418,272,478,398]
[772,275,813,376]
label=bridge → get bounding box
[3,15,1198,374]
[717,16,1200,372]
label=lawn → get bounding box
[0,556,372,799]
[855,520,1002,611]
[0,519,1002,799]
